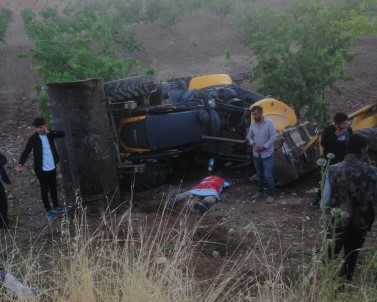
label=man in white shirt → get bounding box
[16,117,67,221]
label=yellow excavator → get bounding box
[46,73,377,198]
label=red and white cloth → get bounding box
[188,175,230,200]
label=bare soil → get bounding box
[0,0,376,285]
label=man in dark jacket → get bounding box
[312,112,353,208]
[0,152,15,229]
[321,112,353,164]
[321,133,377,281]
[15,117,67,221]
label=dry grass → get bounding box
[0,194,376,301]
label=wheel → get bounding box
[104,75,156,102]
[119,161,171,191]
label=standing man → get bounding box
[0,152,15,229]
[321,112,353,164]
[247,105,276,203]
[321,133,377,281]
[312,112,353,208]
[15,117,67,221]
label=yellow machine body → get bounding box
[251,98,298,131]
[188,74,233,90]
[349,101,377,131]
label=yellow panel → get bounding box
[251,98,297,131]
[117,115,151,153]
[188,74,233,90]
[351,114,377,131]
[349,101,377,131]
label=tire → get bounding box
[119,161,171,192]
[355,126,377,151]
[104,75,156,102]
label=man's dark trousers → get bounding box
[36,169,59,212]
[327,226,367,281]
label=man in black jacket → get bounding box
[321,112,353,164]
[311,112,353,208]
[0,152,16,229]
[15,117,66,221]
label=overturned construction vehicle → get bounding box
[46,73,377,201]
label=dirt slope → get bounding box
[135,11,252,80]
[0,9,47,236]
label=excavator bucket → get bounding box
[251,98,298,131]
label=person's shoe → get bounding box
[45,210,57,222]
[250,192,263,200]
[311,198,320,209]
[52,206,68,214]
[266,196,274,204]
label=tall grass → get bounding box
[0,193,376,301]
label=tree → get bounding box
[23,1,145,84]
[238,0,377,125]
[0,8,12,44]
[22,1,146,115]
[204,0,233,29]
[143,0,202,28]
[21,8,34,27]
[112,0,143,24]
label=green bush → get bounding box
[22,1,146,116]
[0,8,12,43]
[238,0,377,125]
